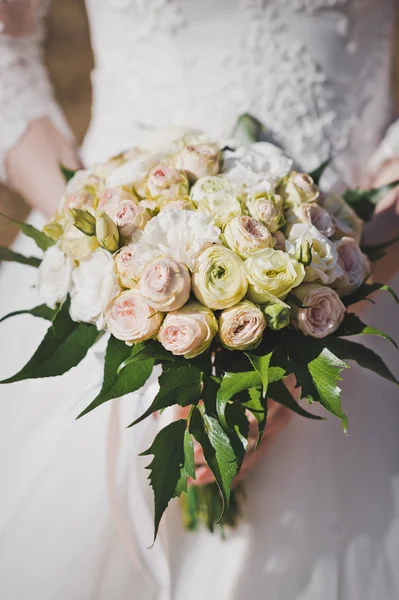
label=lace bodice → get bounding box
[0,0,398,188]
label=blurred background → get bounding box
[0,0,398,248]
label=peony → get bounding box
[223,142,292,194]
[37,246,74,309]
[175,143,220,182]
[218,301,266,350]
[70,248,120,328]
[333,237,371,297]
[127,211,221,276]
[245,248,305,302]
[140,257,191,312]
[58,220,99,260]
[158,301,217,358]
[192,246,248,310]
[319,194,363,244]
[146,162,189,201]
[290,283,346,338]
[286,203,336,238]
[246,192,285,232]
[105,289,163,343]
[287,224,342,285]
[113,200,150,239]
[114,245,140,289]
[278,172,319,208]
[223,215,273,259]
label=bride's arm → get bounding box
[0,1,81,218]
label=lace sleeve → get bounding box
[368,118,399,175]
[0,0,73,184]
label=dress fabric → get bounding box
[0,1,399,599]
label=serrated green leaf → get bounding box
[268,380,323,421]
[216,370,261,429]
[335,313,398,348]
[309,157,331,185]
[0,304,57,324]
[0,297,98,384]
[140,419,188,541]
[77,336,153,419]
[246,352,272,396]
[0,246,41,267]
[361,234,399,262]
[242,386,267,448]
[128,365,202,427]
[60,165,77,183]
[118,340,179,373]
[189,406,240,522]
[343,180,399,222]
[175,429,196,497]
[0,212,55,251]
[343,282,399,306]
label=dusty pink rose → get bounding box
[105,289,163,343]
[219,301,266,350]
[333,237,371,297]
[146,162,189,200]
[175,143,220,181]
[113,199,150,238]
[291,283,346,338]
[114,245,138,289]
[140,257,191,312]
[98,186,137,216]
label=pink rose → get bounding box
[291,283,346,338]
[333,237,371,297]
[105,289,163,343]
[113,200,150,239]
[114,245,138,289]
[175,143,220,181]
[146,162,189,201]
[140,257,191,312]
[219,301,266,350]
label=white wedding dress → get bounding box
[1,1,399,599]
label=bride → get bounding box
[0,1,399,599]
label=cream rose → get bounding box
[146,162,189,201]
[114,245,140,289]
[58,220,99,260]
[223,215,273,258]
[113,200,150,239]
[319,194,363,244]
[286,203,336,238]
[70,248,120,328]
[245,248,305,302]
[105,289,163,343]
[175,143,220,182]
[278,172,319,208]
[158,301,218,358]
[192,246,248,310]
[105,151,167,198]
[140,257,191,312]
[97,186,138,217]
[290,283,346,338]
[333,237,371,297]
[37,246,74,309]
[246,192,285,232]
[218,301,266,350]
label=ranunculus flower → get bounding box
[192,246,248,310]
[320,194,363,244]
[140,257,191,312]
[37,246,74,309]
[190,175,239,203]
[246,192,285,232]
[287,224,342,285]
[158,301,217,358]
[146,162,189,201]
[223,143,292,193]
[113,200,150,239]
[97,186,138,217]
[191,175,242,227]
[286,203,336,238]
[223,215,273,258]
[175,143,220,182]
[290,283,346,338]
[105,289,163,343]
[245,248,305,302]
[333,237,371,297]
[218,300,266,350]
[278,172,319,208]
[114,245,140,289]
[70,248,120,328]
[159,198,195,213]
[58,220,99,260]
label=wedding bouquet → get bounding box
[1,115,398,540]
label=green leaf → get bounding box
[343,180,399,222]
[174,429,196,497]
[0,212,55,251]
[0,246,41,268]
[128,365,202,427]
[216,370,261,429]
[140,419,188,541]
[268,380,323,421]
[231,113,268,143]
[335,313,398,348]
[247,352,272,396]
[324,337,399,386]
[77,336,154,419]
[60,165,77,183]
[343,282,399,306]
[0,304,57,324]
[117,340,179,373]
[0,297,98,384]
[242,386,267,448]
[309,157,331,185]
[189,406,240,522]
[362,234,399,261]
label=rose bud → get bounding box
[245,248,305,302]
[58,220,99,260]
[175,143,220,182]
[278,172,319,208]
[113,200,150,239]
[105,289,164,343]
[98,186,138,216]
[158,301,218,358]
[319,194,363,244]
[114,245,139,289]
[70,208,96,236]
[159,198,196,213]
[192,246,248,310]
[246,192,285,232]
[290,283,346,338]
[140,257,191,312]
[146,162,189,201]
[96,211,120,253]
[261,291,291,331]
[295,239,313,267]
[219,300,266,351]
[223,215,273,259]
[333,237,371,297]
[286,203,336,238]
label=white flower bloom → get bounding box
[70,248,120,329]
[37,246,74,309]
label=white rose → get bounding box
[70,248,120,329]
[278,172,319,208]
[333,237,371,297]
[37,246,74,309]
[246,192,285,232]
[190,175,241,228]
[114,244,140,289]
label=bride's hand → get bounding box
[5,118,82,218]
